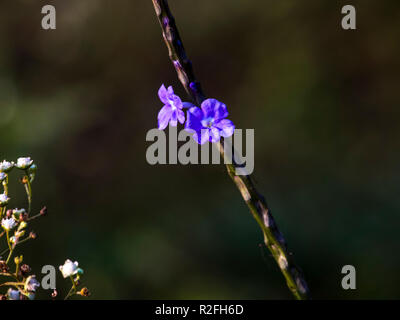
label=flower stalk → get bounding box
[151,0,310,299]
[22,172,32,215]
[5,230,13,264]
[64,276,77,300]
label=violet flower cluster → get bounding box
[157,84,235,144]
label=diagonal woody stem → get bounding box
[151,0,310,300]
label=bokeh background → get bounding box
[0,0,399,299]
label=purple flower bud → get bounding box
[162,17,169,27]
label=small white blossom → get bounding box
[16,157,33,170]
[59,259,80,278]
[0,193,10,206]
[25,275,40,292]
[0,160,14,172]
[0,172,6,182]
[2,217,17,231]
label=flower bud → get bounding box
[20,264,31,277]
[21,176,29,184]
[27,163,37,182]
[18,221,27,231]
[40,206,48,216]
[77,287,90,297]
[20,212,28,222]
[15,230,25,238]
[14,255,23,265]
[0,260,9,273]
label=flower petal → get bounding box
[185,107,204,132]
[215,119,235,137]
[170,94,183,110]
[177,109,185,124]
[189,128,210,145]
[200,99,216,119]
[214,101,229,121]
[167,86,174,96]
[209,127,221,143]
[158,105,172,130]
[170,110,178,127]
[191,131,201,144]
[158,84,169,104]
[199,129,210,144]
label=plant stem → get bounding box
[27,213,42,221]
[0,236,33,258]
[64,276,77,300]
[5,230,13,264]
[3,175,9,196]
[24,171,32,214]
[0,272,19,282]
[151,0,310,299]
[15,259,20,279]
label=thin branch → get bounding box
[151,0,310,299]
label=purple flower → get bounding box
[157,84,185,130]
[185,99,235,144]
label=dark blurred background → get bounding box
[0,0,399,299]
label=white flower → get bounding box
[16,157,33,170]
[7,288,21,300]
[25,275,40,292]
[1,217,16,231]
[0,160,14,172]
[0,172,6,182]
[59,259,80,278]
[0,193,10,206]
